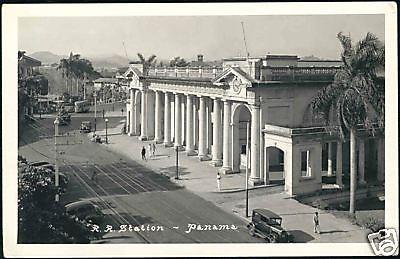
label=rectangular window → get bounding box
[301,150,312,177]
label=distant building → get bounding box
[18,51,42,118]
[122,53,384,196]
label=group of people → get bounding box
[141,143,157,161]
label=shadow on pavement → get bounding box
[319,230,349,234]
[290,230,315,243]
[159,166,191,176]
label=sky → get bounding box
[18,15,384,61]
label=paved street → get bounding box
[18,113,370,243]
[18,115,263,243]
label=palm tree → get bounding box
[137,53,157,76]
[311,32,384,214]
[57,58,72,95]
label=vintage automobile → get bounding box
[247,209,294,243]
[80,121,92,133]
[65,200,104,225]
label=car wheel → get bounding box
[249,226,256,237]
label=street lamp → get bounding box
[105,118,109,144]
[54,117,60,202]
[93,91,97,133]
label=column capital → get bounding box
[250,103,261,109]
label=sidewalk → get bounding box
[96,124,370,243]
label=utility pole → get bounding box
[54,117,60,202]
[245,121,250,217]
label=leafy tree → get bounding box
[311,32,384,214]
[169,56,189,67]
[137,53,157,76]
[18,164,98,243]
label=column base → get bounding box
[154,138,163,144]
[219,167,233,175]
[358,180,367,187]
[186,150,197,156]
[164,142,173,147]
[139,136,148,141]
[248,177,264,187]
[210,159,222,167]
[174,145,185,151]
[198,155,211,161]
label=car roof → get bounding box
[65,200,95,210]
[253,209,281,219]
[29,161,51,166]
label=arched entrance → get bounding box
[231,104,252,173]
[265,146,285,185]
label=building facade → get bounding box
[123,55,385,196]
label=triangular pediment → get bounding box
[212,67,255,86]
[123,67,142,79]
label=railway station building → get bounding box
[123,54,385,196]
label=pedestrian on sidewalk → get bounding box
[102,109,105,119]
[148,143,153,158]
[141,146,147,161]
[313,211,320,234]
[216,172,221,191]
[152,143,156,156]
[121,108,124,116]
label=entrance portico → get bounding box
[123,54,384,195]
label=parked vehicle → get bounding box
[247,209,294,243]
[75,100,90,113]
[29,161,54,171]
[80,121,92,133]
[65,200,104,224]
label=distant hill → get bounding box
[29,51,129,69]
[90,55,129,69]
[30,51,66,65]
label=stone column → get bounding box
[174,93,184,150]
[139,89,148,141]
[154,91,162,143]
[211,98,222,166]
[181,99,186,146]
[221,100,232,174]
[128,89,135,136]
[336,141,343,187]
[265,148,270,185]
[250,104,261,185]
[327,142,333,177]
[185,95,196,155]
[163,92,172,147]
[198,96,210,160]
[134,91,141,135]
[358,139,366,186]
[193,98,199,150]
[377,137,385,182]
[206,99,212,154]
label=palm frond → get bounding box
[137,53,145,63]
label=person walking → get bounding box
[102,109,105,119]
[216,172,221,191]
[148,143,153,158]
[313,211,320,234]
[121,108,124,116]
[152,143,156,156]
[141,146,147,161]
